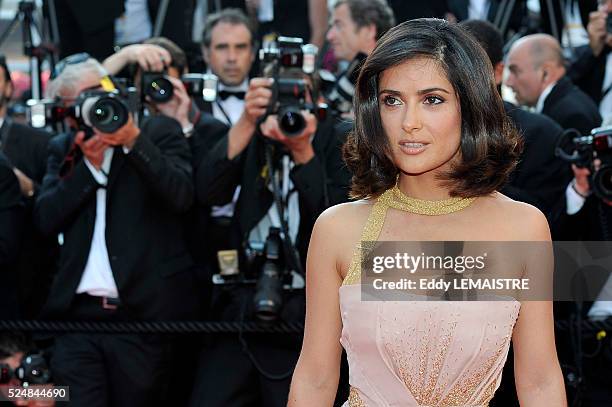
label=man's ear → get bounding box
[202,46,210,64]
[365,23,377,42]
[494,62,504,86]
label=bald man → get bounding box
[506,33,602,136]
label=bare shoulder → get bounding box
[314,199,374,239]
[475,192,551,241]
[311,199,376,277]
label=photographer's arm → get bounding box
[102,44,171,75]
[34,133,100,237]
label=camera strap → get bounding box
[214,100,234,126]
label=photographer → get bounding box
[0,332,53,407]
[190,57,352,406]
[550,129,612,406]
[569,0,612,125]
[33,57,198,406]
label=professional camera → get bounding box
[141,71,218,104]
[259,36,328,137]
[0,353,51,386]
[556,126,612,200]
[253,227,288,321]
[28,90,130,135]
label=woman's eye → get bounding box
[383,96,401,106]
[424,95,444,105]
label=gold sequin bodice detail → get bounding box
[338,190,520,407]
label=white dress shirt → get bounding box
[210,78,248,219]
[468,0,490,20]
[535,82,556,113]
[599,53,612,126]
[76,147,119,298]
[212,80,248,126]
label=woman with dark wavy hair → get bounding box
[288,18,566,406]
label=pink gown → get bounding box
[339,191,521,406]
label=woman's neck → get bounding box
[397,171,452,201]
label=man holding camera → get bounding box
[569,0,612,125]
[34,57,198,407]
[190,49,352,405]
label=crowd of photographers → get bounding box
[0,0,611,406]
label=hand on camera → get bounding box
[96,115,140,150]
[119,44,171,72]
[571,163,592,196]
[75,132,110,171]
[242,77,274,125]
[260,112,317,164]
[151,76,192,128]
[587,8,612,56]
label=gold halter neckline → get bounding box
[379,180,477,216]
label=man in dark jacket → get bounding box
[461,20,572,217]
[35,57,198,407]
[0,151,23,320]
[506,33,602,136]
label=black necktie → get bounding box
[218,90,245,101]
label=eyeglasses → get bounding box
[52,52,91,79]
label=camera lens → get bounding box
[145,76,173,103]
[593,165,612,201]
[82,96,129,133]
[278,106,306,137]
[253,263,283,322]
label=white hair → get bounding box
[45,58,108,99]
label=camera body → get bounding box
[141,71,218,104]
[0,353,51,386]
[559,126,612,200]
[28,90,130,136]
[259,36,327,137]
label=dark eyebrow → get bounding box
[378,89,402,97]
[378,87,451,97]
[416,87,451,95]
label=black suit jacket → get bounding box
[185,112,230,267]
[0,151,23,319]
[569,45,611,106]
[542,75,602,137]
[502,102,572,216]
[0,118,52,186]
[34,116,198,320]
[0,118,56,318]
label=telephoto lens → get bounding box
[80,94,129,133]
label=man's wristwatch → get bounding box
[182,124,195,138]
